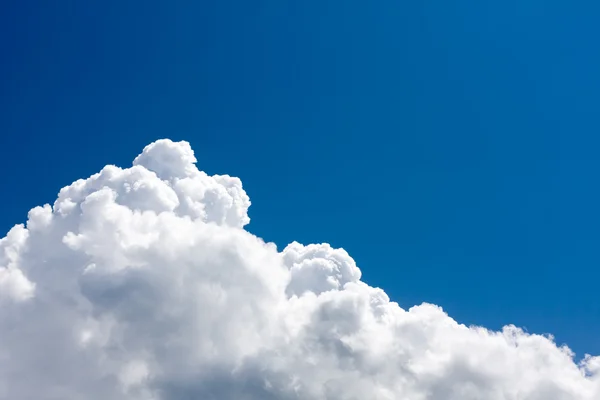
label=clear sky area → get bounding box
[1,0,599,364]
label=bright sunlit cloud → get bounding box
[1,139,598,399]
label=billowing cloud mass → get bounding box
[0,139,598,400]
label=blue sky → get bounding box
[1,1,599,358]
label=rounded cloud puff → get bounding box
[0,139,598,399]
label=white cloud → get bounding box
[0,138,598,399]
[0,225,35,302]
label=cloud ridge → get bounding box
[0,139,598,400]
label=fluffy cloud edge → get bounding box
[0,139,598,400]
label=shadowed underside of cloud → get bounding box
[0,139,598,400]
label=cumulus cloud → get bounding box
[0,139,598,400]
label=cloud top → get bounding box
[0,139,598,399]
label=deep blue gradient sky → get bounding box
[1,2,599,357]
